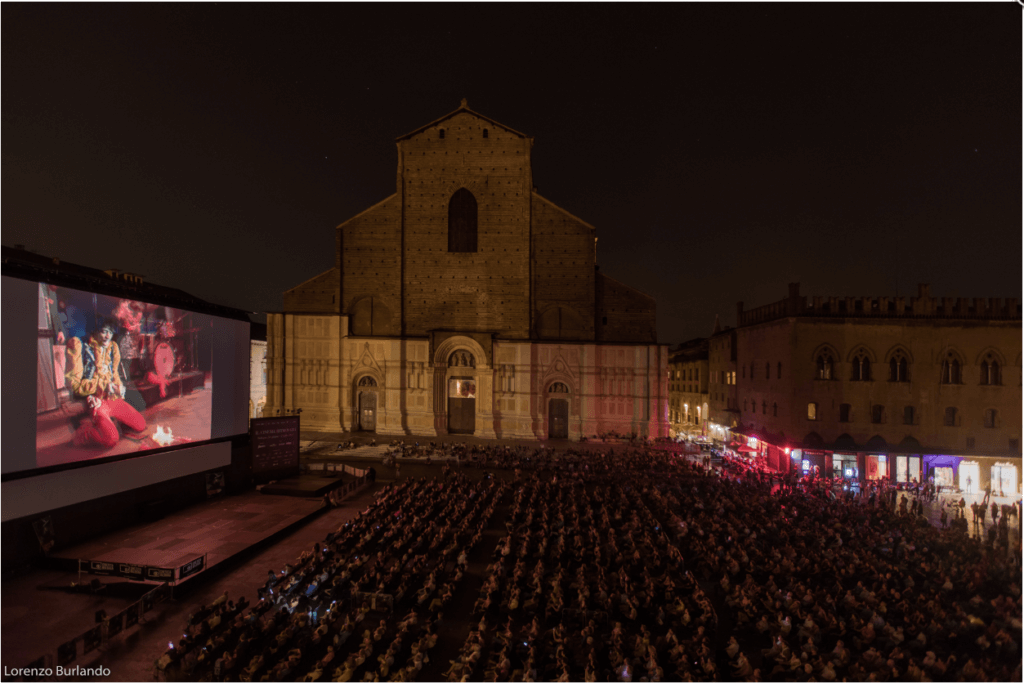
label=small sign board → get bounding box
[179,555,205,580]
[251,416,301,476]
[146,566,175,581]
[89,560,115,576]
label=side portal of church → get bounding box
[265,102,669,440]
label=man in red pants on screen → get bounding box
[65,318,147,448]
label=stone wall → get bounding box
[596,273,657,343]
[337,195,402,336]
[736,317,1022,457]
[282,268,340,313]
[531,193,596,340]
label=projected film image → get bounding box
[35,283,215,468]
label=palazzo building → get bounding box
[249,323,267,421]
[725,283,1021,494]
[668,338,709,439]
[264,101,669,440]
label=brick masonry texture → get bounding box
[269,104,668,440]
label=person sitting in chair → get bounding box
[65,317,146,448]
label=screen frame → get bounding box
[2,268,252,483]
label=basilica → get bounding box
[264,101,669,440]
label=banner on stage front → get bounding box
[179,555,205,580]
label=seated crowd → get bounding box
[435,447,1021,682]
[162,440,1021,682]
[158,473,507,682]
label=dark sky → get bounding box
[3,4,1020,344]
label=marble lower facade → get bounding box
[263,314,669,441]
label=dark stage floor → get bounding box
[3,490,328,676]
[50,491,324,574]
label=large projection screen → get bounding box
[2,275,250,509]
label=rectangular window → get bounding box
[903,406,914,425]
[943,407,958,427]
[807,402,818,421]
[984,409,997,429]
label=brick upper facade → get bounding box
[285,101,655,344]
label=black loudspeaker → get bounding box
[32,517,56,554]
[95,609,108,623]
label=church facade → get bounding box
[264,102,669,440]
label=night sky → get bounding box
[3,4,1020,344]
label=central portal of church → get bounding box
[548,398,569,439]
[447,377,476,434]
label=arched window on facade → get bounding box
[816,352,834,380]
[889,353,909,382]
[851,353,871,381]
[448,188,478,252]
[980,354,1001,385]
[941,353,961,385]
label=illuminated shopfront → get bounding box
[865,454,887,480]
[958,461,980,493]
[991,462,1018,496]
[833,453,859,480]
[895,455,922,483]
[933,466,954,490]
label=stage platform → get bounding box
[50,490,325,581]
[3,486,377,677]
[259,473,354,498]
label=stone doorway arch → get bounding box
[355,374,379,432]
[546,381,571,439]
[432,337,489,436]
[447,350,477,434]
